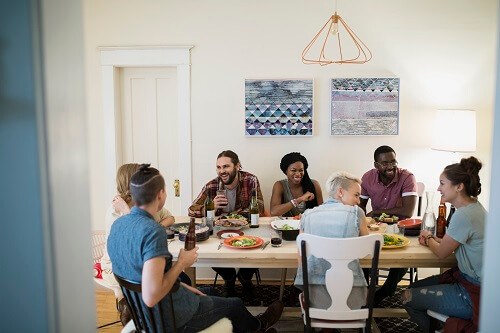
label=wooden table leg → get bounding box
[185,267,196,287]
[279,268,287,301]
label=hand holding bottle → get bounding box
[178,247,199,269]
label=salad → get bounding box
[278,223,297,231]
[378,212,399,223]
[230,237,257,247]
[383,234,404,246]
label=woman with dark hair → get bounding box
[402,157,486,332]
[270,152,323,217]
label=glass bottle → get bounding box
[184,217,196,250]
[421,191,436,234]
[249,189,259,228]
[204,188,215,234]
[436,201,447,238]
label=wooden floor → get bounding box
[96,288,122,333]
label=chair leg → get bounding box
[213,272,218,288]
[255,269,261,286]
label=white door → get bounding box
[119,67,182,214]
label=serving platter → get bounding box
[223,236,264,249]
[382,233,410,249]
[215,218,249,230]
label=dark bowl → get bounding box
[271,219,300,241]
[281,229,300,241]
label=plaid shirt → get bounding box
[188,171,264,217]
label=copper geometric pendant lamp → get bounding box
[302,5,372,65]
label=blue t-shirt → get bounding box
[446,201,485,283]
[107,207,200,328]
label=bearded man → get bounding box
[188,150,264,297]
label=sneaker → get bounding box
[255,300,284,330]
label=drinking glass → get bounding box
[216,189,227,207]
[271,230,283,247]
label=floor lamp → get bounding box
[431,109,477,223]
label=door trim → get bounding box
[99,46,193,214]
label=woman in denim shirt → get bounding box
[294,171,369,309]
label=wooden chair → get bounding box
[115,274,232,333]
[297,233,383,333]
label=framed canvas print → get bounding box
[330,78,399,136]
[245,79,313,136]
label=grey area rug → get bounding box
[199,283,422,333]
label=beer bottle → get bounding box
[249,189,259,228]
[184,217,196,250]
[436,201,447,238]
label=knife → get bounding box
[261,241,270,250]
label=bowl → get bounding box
[271,219,300,241]
[398,218,422,229]
[178,225,210,242]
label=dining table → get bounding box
[168,216,457,332]
[169,216,456,270]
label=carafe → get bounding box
[421,191,436,234]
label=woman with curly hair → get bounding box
[402,156,486,332]
[270,152,323,217]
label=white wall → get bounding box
[83,0,498,229]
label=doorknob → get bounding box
[173,179,180,197]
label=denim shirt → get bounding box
[108,207,200,329]
[294,199,367,287]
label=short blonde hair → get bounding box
[325,171,361,198]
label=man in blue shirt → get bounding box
[107,164,283,332]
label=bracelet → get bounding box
[291,199,297,207]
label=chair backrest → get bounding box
[416,182,425,216]
[297,233,382,328]
[92,230,106,264]
[115,274,175,333]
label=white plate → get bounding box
[271,219,300,231]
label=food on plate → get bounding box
[377,212,399,223]
[230,237,257,247]
[277,223,298,231]
[215,217,249,227]
[383,234,404,246]
[368,224,380,231]
[176,224,209,234]
[221,213,246,220]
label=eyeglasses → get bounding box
[376,161,398,168]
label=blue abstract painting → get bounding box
[330,78,400,135]
[245,79,313,136]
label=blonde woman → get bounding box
[294,171,368,310]
[100,163,175,325]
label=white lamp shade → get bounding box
[431,110,476,152]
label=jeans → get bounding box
[403,275,473,332]
[180,296,260,333]
[213,267,256,282]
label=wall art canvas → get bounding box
[330,78,399,135]
[245,79,313,136]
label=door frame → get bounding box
[99,46,193,214]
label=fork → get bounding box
[217,239,224,250]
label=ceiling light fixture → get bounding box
[302,2,372,65]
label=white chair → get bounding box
[297,233,383,333]
[92,230,121,328]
